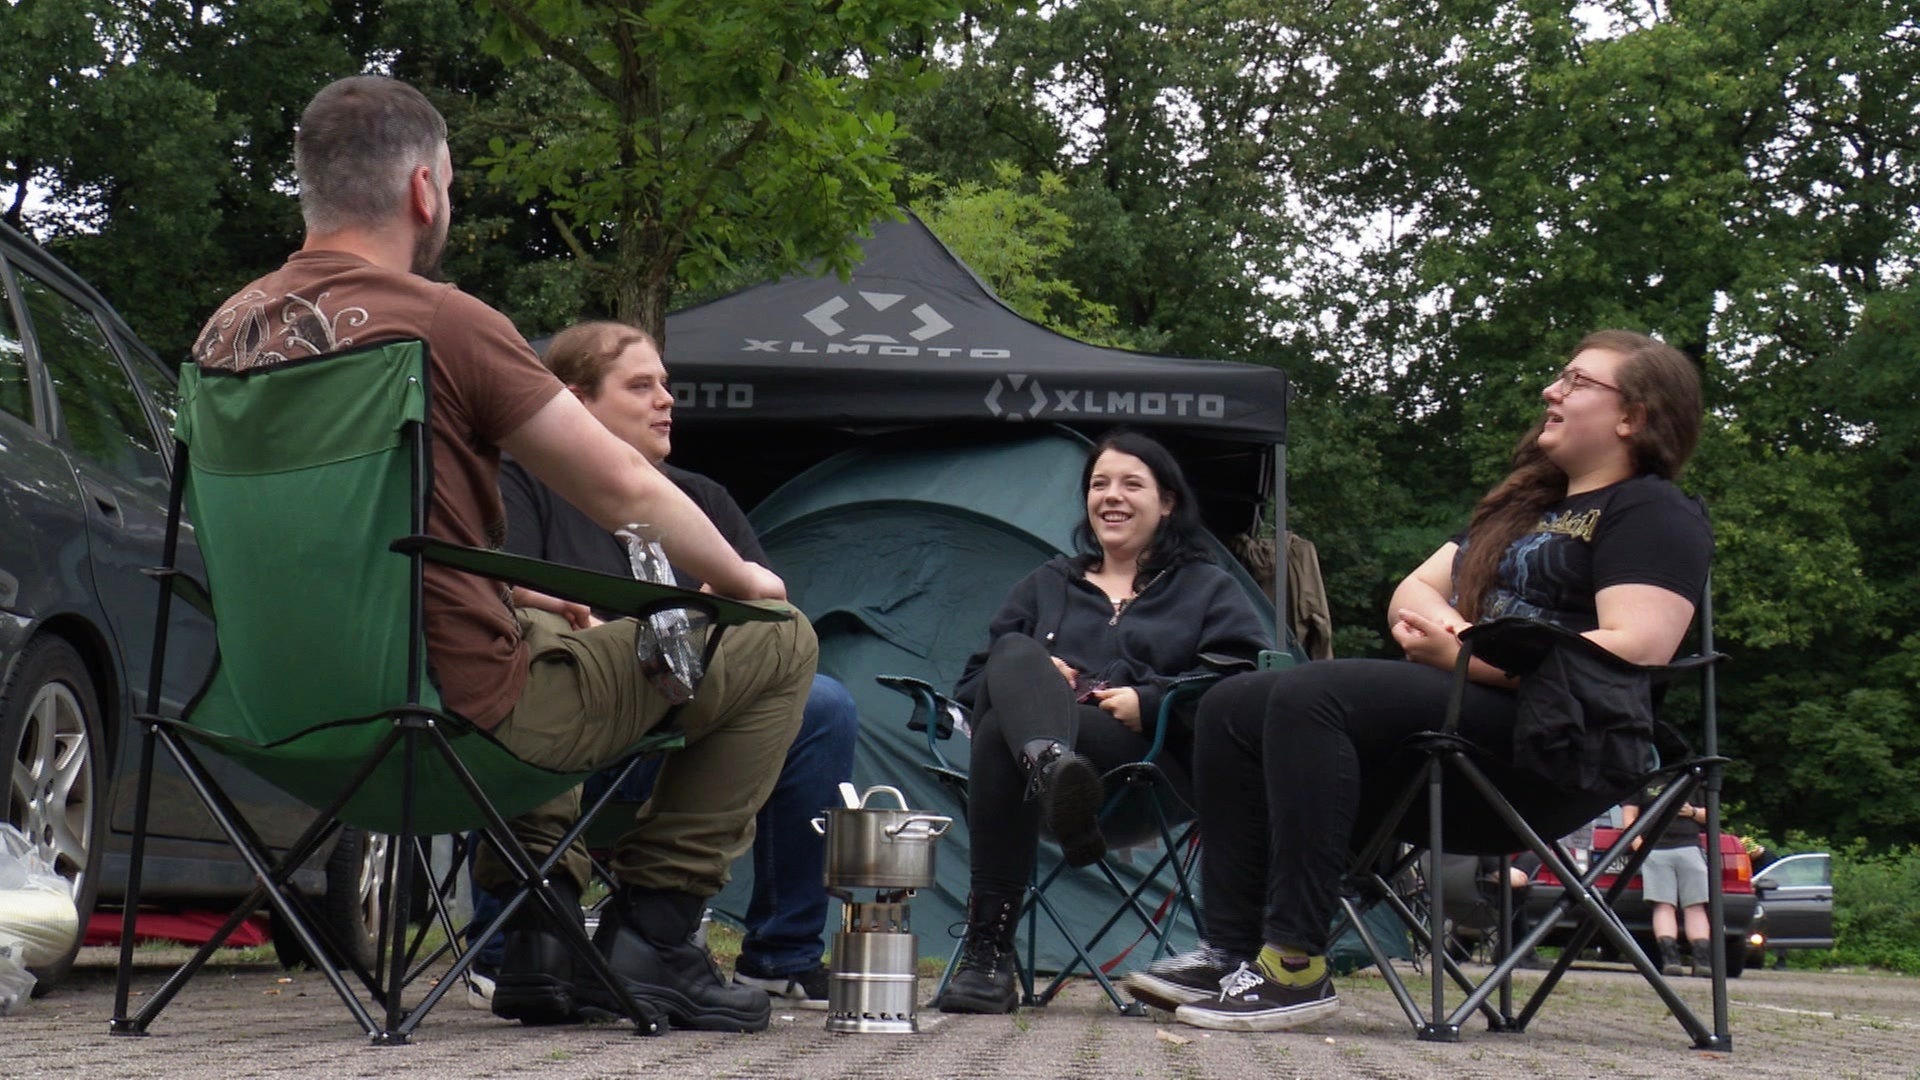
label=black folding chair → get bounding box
[1333,598,1731,1050]
[878,653,1275,1014]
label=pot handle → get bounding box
[810,816,827,836]
[883,814,953,839]
[859,784,912,810]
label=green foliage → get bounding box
[1,0,478,362]
[471,0,959,338]
[891,0,1313,361]
[908,164,1129,347]
[1821,841,1920,974]
[1688,423,1875,651]
[11,0,1920,855]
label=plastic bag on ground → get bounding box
[0,936,33,1015]
[0,824,80,990]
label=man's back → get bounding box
[193,249,560,728]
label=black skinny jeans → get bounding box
[1193,659,1619,956]
[967,633,1190,896]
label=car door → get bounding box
[9,262,296,850]
[0,263,100,671]
[1757,853,1833,946]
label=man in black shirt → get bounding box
[479,322,857,1016]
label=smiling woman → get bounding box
[934,429,1273,1016]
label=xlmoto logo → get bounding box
[984,373,1047,420]
[984,375,1229,422]
[741,290,1012,358]
[803,292,952,342]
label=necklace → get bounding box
[1106,568,1168,626]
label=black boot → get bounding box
[1687,938,1714,978]
[1656,936,1683,977]
[1022,738,1106,868]
[937,893,1022,1014]
[582,886,770,1032]
[491,876,585,1025]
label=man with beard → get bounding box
[190,75,817,1034]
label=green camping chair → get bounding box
[1331,596,1731,1049]
[107,339,788,1045]
[877,651,1278,1015]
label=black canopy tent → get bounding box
[534,215,1297,962]
[643,211,1294,616]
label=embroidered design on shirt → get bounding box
[195,288,371,370]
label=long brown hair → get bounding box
[540,320,659,396]
[1453,330,1702,620]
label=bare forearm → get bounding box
[1389,576,1466,634]
[500,392,758,596]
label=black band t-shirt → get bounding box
[1454,474,1712,632]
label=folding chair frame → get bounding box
[879,670,1224,1015]
[1329,610,1732,1051]
[109,346,784,1045]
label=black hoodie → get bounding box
[952,554,1273,724]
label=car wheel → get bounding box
[271,826,387,971]
[1723,936,1745,978]
[0,636,108,994]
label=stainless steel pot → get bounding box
[811,785,952,890]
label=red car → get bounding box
[1523,812,1758,977]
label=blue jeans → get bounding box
[469,674,857,978]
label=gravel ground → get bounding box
[4,948,1916,1079]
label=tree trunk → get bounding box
[612,213,676,346]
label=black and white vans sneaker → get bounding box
[1172,961,1339,1032]
[1122,943,1246,1011]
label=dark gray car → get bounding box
[1749,852,1834,966]
[0,223,379,991]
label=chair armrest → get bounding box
[393,536,788,629]
[1196,651,1258,675]
[875,674,965,740]
[1459,616,1725,680]
[1256,648,1298,671]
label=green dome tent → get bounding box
[544,211,1333,972]
[732,427,1275,971]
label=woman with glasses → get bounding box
[1124,330,1712,1033]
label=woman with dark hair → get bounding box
[936,430,1272,1014]
[1128,330,1712,1033]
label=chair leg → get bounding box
[1697,760,1734,1051]
[1453,757,1720,1046]
[429,733,667,1036]
[1337,892,1426,1030]
[1027,784,1200,1016]
[1026,882,1141,1015]
[110,722,162,1036]
[370,730,423,1045]
[1419,754,1459,1043]
[124,727,381,1037]
[1490,853,1518,1032]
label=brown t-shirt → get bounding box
[192,249,561,728]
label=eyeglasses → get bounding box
[1552,367,1623,395]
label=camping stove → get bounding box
[825,894,921,1033]
[813,784,950,1034]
